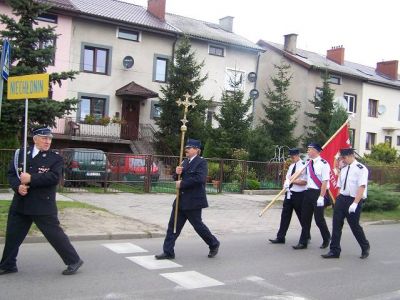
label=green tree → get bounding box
[155,36,209,155]
[0,0,79,146]
[210,73,252,158]
[262,62,298,148]
[328,102,349,136]
[365,143,398,164]
[247,126,275,161]
[304,70,335,146]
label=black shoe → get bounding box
[208,243,220,258]
[155,253,175,260]
[62,259,83,275]
[321,252,340,259]
[320,240,330,249]
[292,243,307,250]
[360,246,370,259]
[269,238,285,244]
[0,267,18,275]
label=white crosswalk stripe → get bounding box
[160,270,224,289]
[102,243,148,254]
[126,255,182,270]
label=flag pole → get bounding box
[23,98,28,173]
[259,119,350,217]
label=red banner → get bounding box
[321,122,351,201]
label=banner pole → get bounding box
[23,98,28,173]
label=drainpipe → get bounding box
[252,51,261,127]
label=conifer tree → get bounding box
[155,36,209,154]
[207,72,252,158]
[304,70,335,146]
[0,0,78,146]
[262,62,298,148]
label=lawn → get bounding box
[324,206,400,222]
[0,200,105,237]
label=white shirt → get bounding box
[32,146,40,158]
[338,159,368,198]
[306,156,331,189]
[286,160,307,192]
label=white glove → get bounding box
[349,202,358,214]
[317,196,324,207]
[283,180,290,189]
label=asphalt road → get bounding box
[1,223,399,300]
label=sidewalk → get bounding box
[0,191,290,242]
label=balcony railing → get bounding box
[52,117,142,140]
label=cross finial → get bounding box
[176,93,197,111]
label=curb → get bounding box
[365,220,400,226]
[0,232,165,244]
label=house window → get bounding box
[349,128,355,147]
[314,87,323,109]
[328,75,341,85]
[368,99,378,117]
[384,136,392,147]
[153,55,169,82]
[225,68,245,91]
[397,136,400,146]
[117,28,140,42]
[83,46,109,74]
[37,37,56,66]
[37,13,58,23]
[366,132,376,150]
[209,45,225,57]
[79,96,106,122]
[343,93,357,113]
[150,101,162,119]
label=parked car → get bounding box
[62,148,110,187]
[110,155,160,182]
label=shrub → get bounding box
[99,116,111,126]
[364,143,398,164]
[363,183,400,212]
[208,162,220,180]
[246,179,260,190]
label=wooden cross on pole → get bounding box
[173,92,196,233]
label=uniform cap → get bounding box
[33,127,53,137]
[288,148,300,156]
[185,138,201,149]
[339,148,355,156]
[307,142,322,152]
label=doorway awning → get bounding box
[115,81,158,98]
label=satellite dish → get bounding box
[249,89,259,99]
[247,72,257,82]
[378,105,386,115]
[122,56,134,69]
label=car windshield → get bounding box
[76,151,106,161]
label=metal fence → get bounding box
[1,148,398,193]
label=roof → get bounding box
[44,0,260,51]
[40,0,77,11]
[115,81,158,98]
[166,14,262,51]
[258,40,400,88]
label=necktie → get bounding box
[289,163,296,188]
[343,165,350,190]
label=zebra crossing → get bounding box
[102,242,224,290]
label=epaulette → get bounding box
[356,163,364,169]
[321,159,327,164]
[51,149,60,155]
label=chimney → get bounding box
[219,16,234,32]
[327,46,345,65]
[147,0,166,21]
[376,60,398,80]
[283,33,297,54]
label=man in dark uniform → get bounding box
[269,148,307,244]
[322,148,370,259]
[155,139,220,259]
[0,127,83,275]
[293,143,331,250]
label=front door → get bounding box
[121,99,140,140]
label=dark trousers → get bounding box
[299,189,331,245]
[163,207,219,256]
[276,191,304,240]
[330,195,370,255]
[0,210,80,269]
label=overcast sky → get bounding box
[128,0,399,68]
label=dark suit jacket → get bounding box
[173,155,208,210]
[8,146,63,215]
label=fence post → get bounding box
[218,159,224,193]
[240,160,247,192]
[144,155,152,193]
